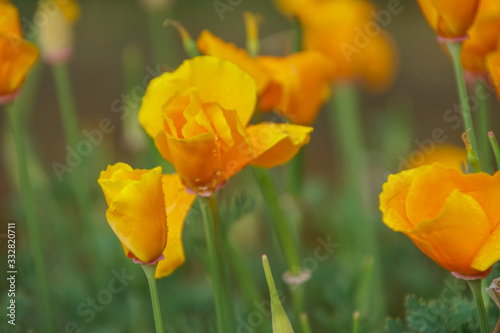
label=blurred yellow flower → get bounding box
[487,49,500,99]
[462,0,500,73]
[0,2,39,101]
[417,0,480,38]
[197,30,334,125]
[98,163,168,264]
[297,0,398,92]
[380,163,500,277]
[139,56,313,196]
[38,0,80,64]
[405,144,467,170]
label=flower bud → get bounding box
[37,0,80,64]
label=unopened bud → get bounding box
[38,0,80,64]
[243,11,262,57]
[462,132,481,172]
[262,255,295,333]
[164,20,199,58]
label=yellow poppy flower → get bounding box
[0,3,39,100]
[139,56,313,196]
[405,144,467,170]
[299,0,398,92]
[380,163,500,277]
[98,163,168,264]
[462,0,500,73]
[417,0,480,38]
[258,51,335,125]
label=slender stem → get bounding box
[252,167,301,275]
[141,263,164,333]
[52,64,80,147]
[198,196,234,333]
[224,237,261,308]
[6,103,53,332]
[329,83,385,324]
[147,9,176,67]
[445,42,479,157]
[300,312,312,333]
[489,132,500,170]
[288,148,304,196]
[353,311,360,333]
[467,279,490,333]
[476,79,492,174]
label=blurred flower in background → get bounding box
[0,2,39,103]
[275,0,399,92]
[417,0,480,38]
[37,0,80,64]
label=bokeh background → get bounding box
[2,0,500,332]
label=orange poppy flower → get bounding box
[98,163,195,278]
[139,56,312,196]
[298,0,398,92]
[380,163,500,277]
[462,0,500,73]
[0,2,39,101]
[197,30,334,125]
[417,0,480,38]
[405,144,467,171]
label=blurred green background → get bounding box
[2,0,500,332]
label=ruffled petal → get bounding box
[247,123,312,168]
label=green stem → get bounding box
[6,103,53,332]
[288,148,304,196]
[353,311,360,333]
[252,167,301,275]
[224,237,261,309]
[445,42,479,158]
[52,64,80,147]
[476,79,492,173]
[141,263,164,333]
[147,9,176,67]
[300,312,312,333]
[198,196,235,333]
[467,279,490,333]
[489,132,500,170]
